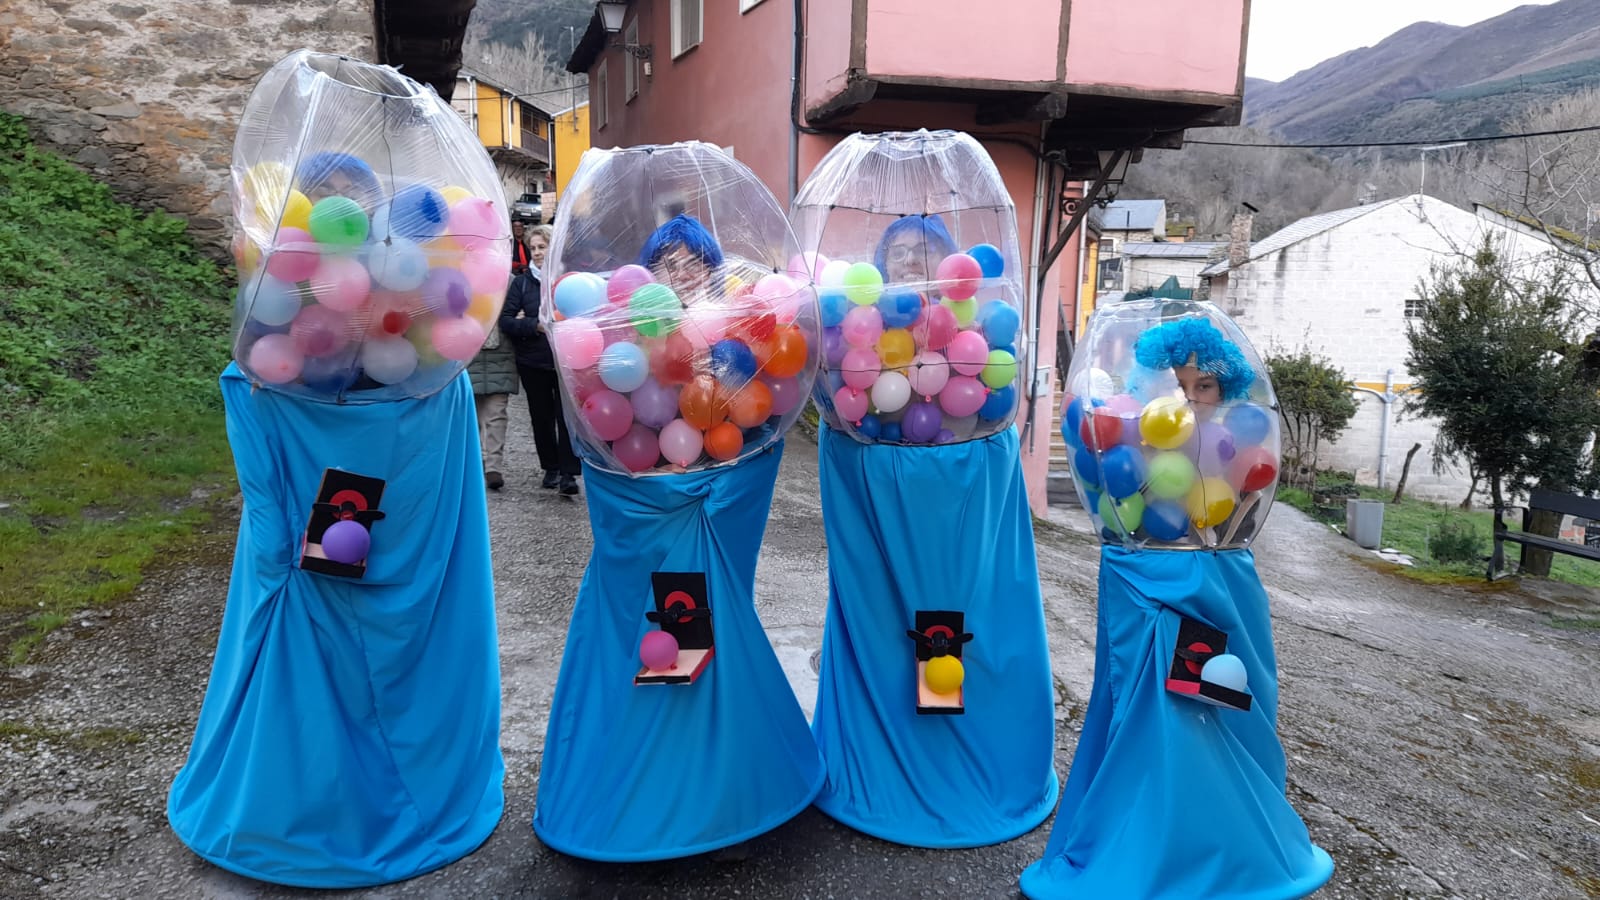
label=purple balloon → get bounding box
[903,402,943,443]
[823,326,847,366]
[321,519,370,564]
[630,377,681,428]
[1190,421,1237,476]
[421,267,472,316]
[935,428,957,444]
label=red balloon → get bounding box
[1229,446,1279,492]
[650,331,697,385]
[1079,407,1122,449]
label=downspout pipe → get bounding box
[1348,368,1397,489]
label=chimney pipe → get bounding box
[1228,212,1253,269]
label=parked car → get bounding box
[512,193,542,224]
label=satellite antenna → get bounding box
[1417,142,1466,197]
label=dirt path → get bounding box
[1,417,1597,898]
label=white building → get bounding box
[1202,194,1587,504]
[1118,240,1224,294]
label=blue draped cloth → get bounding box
[167,365,504,889]
[810,425,1058,848]
[532,443,824,861]
[1021,548,1333,899]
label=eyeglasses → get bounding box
[884,243,923,264]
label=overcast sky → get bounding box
[1246,0,1560,82]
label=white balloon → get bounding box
[870,371,912,413]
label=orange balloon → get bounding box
[728,381,775,428]
[763,326,810,379]
[705,422,744,461]
[679,375,728,430]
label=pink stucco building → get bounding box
[568,0,1250,513]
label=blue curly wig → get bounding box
[638,213,724,269]
[1133,317,1255,401]
[874,214,956,278]
[294,151,382,200]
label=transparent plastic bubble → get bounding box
[542,142,822,475]
[1062,297,1281,549]
[229,51,510,402]
[790,130,1027,445]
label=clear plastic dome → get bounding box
[1063,298,1281,549]
[790,131,1027,444]
[229,50,510,402]
[542,142,822,475]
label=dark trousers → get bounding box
[518,365,580,476]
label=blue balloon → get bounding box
[877,288,922,328]
[1143,500,1190,541]
[881,422,903,443]
[301,353,359,393]
[980,384,1016,420]
[994,343,1017,358]
[710,339,759,384]
[383,184,448,241]
[598,342,649,393]
[1072,447,1101,487]
[1065,397,1087,437]
[1225,403,1272,446]
[245,274,303,327]
[1100,445,1147,499]
[1084,489,1102,511]
[857,414,882,440]
[554,273,607,318]
[967,243,1005,279]
[979,300,1021,346]
[824,368,846,395]
[819,289,850,327]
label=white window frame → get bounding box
[595,61,609,130]
[671,0,703,58]
[1404,296,1423,319]
[740,0,767,11]
[624,19,640,100]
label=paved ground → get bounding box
[2,401,1598,899]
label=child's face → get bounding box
[884,236,928,284]
[1176,365,1222,418]
[654,244,712,299]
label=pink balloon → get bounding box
[307,255,371,313]
[833,386,869,423]
[265,227,320,282]
[658,419,705,467]
[939,375,988,417]
[911,304,959,351]
[682,308,729,350]
[840,348,881,390]
[640,630,679,670]
[289,304,352,357]
[447,197,503,250]
[566,366,606,403]
[431,315,487,361]
[906,351,950,398]
[936,253,983,300]
[608,264,655,305]
[553,319,605,369]
[841,305,884,348]
[1106,394,1142,416]
[754,274,801,307]
[787,251,828,282]
[459,243,512,296]
[766,376,802,416]
[246,333,304,383]
[946,330,990,376]
[582,389,634,441]
[613,423,662,472]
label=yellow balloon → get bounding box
[925,655,965,695]
[467,292,500,326]
[725,274,745,295]
[440,185,475,205]
[1187,476,1237,528]
[242,161,290,203]
[877,328,916,369]
[276,190,313,231]
[1140,396,1197,450]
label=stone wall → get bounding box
[0,1,375,257]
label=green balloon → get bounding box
[944,297,978,326]
[1146,451,1197,500]
[629,282,681,338]
[307,196,368,246]
[1097,491,1145,536]
[842,262,884,306]
[981,349,1017,389]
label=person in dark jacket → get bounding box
[466,284,519,490]
[499,225,580,495]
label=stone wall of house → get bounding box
[0,1,374,257]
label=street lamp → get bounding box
[597,1,652,59]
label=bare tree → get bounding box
[463,26,580,105]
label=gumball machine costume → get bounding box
[167,52,506,887]
[531,143,825,861]
[791,131,1057,847]
[1020,299,1333,899]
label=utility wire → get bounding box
[1186,123,1600,149]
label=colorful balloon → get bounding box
[1140,396,1197,450]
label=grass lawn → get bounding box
[1279,481,1600,589]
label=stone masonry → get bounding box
[0,1,375,257]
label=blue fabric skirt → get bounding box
[810,425,1058,847]
[1020,547,1333,899]
[532,443,824,861]
[167,365,504,888]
